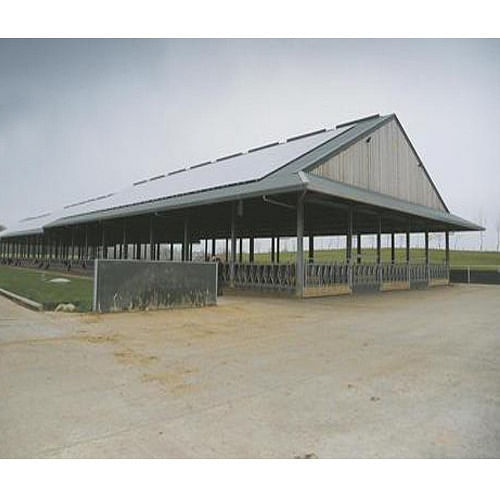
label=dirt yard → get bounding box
[1,284,499,458]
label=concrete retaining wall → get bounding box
[93,260,217,313]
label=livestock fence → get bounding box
[218,262,450,295]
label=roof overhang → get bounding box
[305,173,482,232]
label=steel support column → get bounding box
[425,232,429,264]
[249,237,255,263]
[445,231,450,265]
[308,235,314,263]
[406,225,411,263]
[149,216,155,260]
[102,224,107,259]
[182,215,189,261]
[376,216,382,264]
[230,203,236,286]
[296,193,305,297]
[346,208,353,264]
[357,233,362,264]
[84,225,89,260]
[391,233,395,263]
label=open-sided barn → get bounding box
[0,113,481,297]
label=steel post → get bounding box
[296,193,305,297]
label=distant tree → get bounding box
[0,224,5,232]
[477,210,486,252]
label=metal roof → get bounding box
[1,212,56,238]
[0,113,481,237]
[61,125,345,218]
[1,124,350,237]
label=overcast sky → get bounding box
[0,39,499,249]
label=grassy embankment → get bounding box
[252,248,500,269]
[0,266,93,311]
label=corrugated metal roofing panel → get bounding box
[1,125,347,237]
[1,212,57,238]
[56,126,346,219]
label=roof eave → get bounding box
[306,174,481,232]
[45,174,306,228]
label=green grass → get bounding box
[249,248,500,269]
[0,266,93,311]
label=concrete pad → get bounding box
[303,284,352,297]
[380,281,410,291]
[0,284,499,458]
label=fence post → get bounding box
[467,265,471,285]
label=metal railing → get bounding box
[219,262,296,290]
[305,263,350,287]
[429,263,449,281]
[380,262,409,282]
[409,263,428,283]
[219,262,449,292]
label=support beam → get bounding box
[276,237,280,263]
[170,243,174,261]
[376,216,382,264]
[406,222,411,263]
[425,232,429,264]
[149,216,155,260]
[271,237,275,263]
[346,208,353,263]
[211,238,216,258]
[230,202,236,286]
[102,224,107,259]
[308,235,314,263]
[84,225,89,261]
[445,231,450,265]
[296,193,305,297]
[182,215,189,261]
[239,238,243,263]
[249,237,255,263]
[391,233,395,263]
[357,233,362,264]
[122,221,127,260]
[71,228,75,261]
